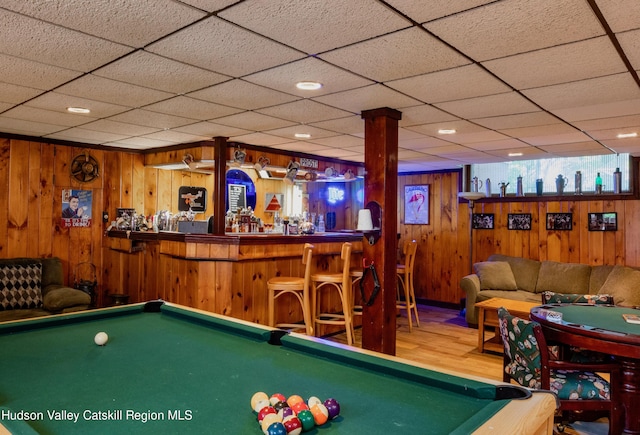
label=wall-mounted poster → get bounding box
[404,185,429,224]
[472,213,494,229]
[61,189,92,228]
[265,193,283,213]
[508,213,532,230]
[228,183,246,212]
[178,186,207,212]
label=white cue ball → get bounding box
[94,332,109,346]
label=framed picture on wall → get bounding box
[546,213,572,230]
[404,184,429,224]
[588,212,617,231]
[472,213,494,229]
[508,213,532,230]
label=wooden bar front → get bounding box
[104,231,363,334]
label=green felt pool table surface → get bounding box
[0,302,555,434]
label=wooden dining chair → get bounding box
[396,239,419,331]
[497,307,621,435]
[311,242,354,345]
[267,243,314,335]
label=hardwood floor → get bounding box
[325,304,608,435]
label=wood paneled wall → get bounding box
[398,170,640,307]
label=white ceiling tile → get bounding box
[552,98,640,122]
[244,57,374,98]
[384,0,497,23]
[407,119,489,136]
[144,96,242,121]
[309,116,364,136]
[523,74,640,110]
[425,0,604,61]
[219,0,411,54]
[594,0,640,33]
[448,130,511,145]
[472,112,560,130]
[498,123,579,138]
[0,9,131,72]
[256,100,353,124]
[308,135,364,148]
[0,83,42,105]
[173,121,252,138]
[618,30,640,71]
[25,93,130,118]
[519,131,593,146]
[573,114,640,131]
[141,130,211,144]
[108,137,175,148]
[482,37,627,89]
[0,54,82,90]
[45,128,130,144]
[178,0,239,13]
[56,75,174,107]
[319,27,469,82]
[387,64,508,104]
[213,112,296,131]
[398,106,459,127]
[399,136,454,150]
[146,16,304,77]
[188,80,299,110]
[80,119,160,136]
[0,0,207,47]
[108,109,197,129]
[2,106,95,127]
[312,84,421,113]
[537,141,611,154]
[264,125,339,141]
[230,133,297,147]
[589,127,640,140]
[434,92,540,119]
[0,117,65,136]
[464,139,529,151]
[311,147,361,158]
[269,142,331,153]
[94,52,230,94]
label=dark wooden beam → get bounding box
[212,136,228,235]
[360,107,401,355]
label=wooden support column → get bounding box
[212,136,228,235]
[360,107,401,355]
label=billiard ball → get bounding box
[277,407,294,420]
[290,401,309,415]
[254,399,271,414]
[94,332,108,346]
[266,421,287,435]
[307,396,322,407]
[282,415,302,435]
[270,393,286,405]
[310,403,329,426]
[296,409,315,432]
[257,406,277,423]
[261,414,282,433]
[251,392,269,411]
[273,400,288,412]
[323,398,340,419]
[286,394,304,408]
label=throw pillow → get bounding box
[488,254,540,292]
[474,261,518,290]
[598,266,640,307]
[535,261,590,294]
[0,263,43,310]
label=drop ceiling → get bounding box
[0,0,639,172]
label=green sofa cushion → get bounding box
[598,265,640,308]
[488,254,540,292]
[535,261,590,294]
[474,261,518,290]
[43,286,91,312]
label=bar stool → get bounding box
[267,243,314,335]
[312,242,354,345]
[397,239,419,331]
[349,269,363,325]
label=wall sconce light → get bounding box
[254,156,270,171]
[283,161,300,185]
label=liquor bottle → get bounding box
[613,168,622,194]
[595,172,603,194]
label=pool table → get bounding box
[0,302,555,434]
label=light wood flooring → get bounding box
[325,304,608,435]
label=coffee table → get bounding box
[475,297,539,353]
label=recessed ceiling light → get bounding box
[67,107,90,114]
[508,152,523,157]
[296,81,322,90]
[295,133,311,139]
[437,129,456,135]
[617,132,638,139]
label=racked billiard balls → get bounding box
[282,415,302,435]
[310,403,329,426]
[296,409,315,432]
[266,421,287,435]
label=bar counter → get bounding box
[103,230,363,333]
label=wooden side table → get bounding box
[474,298,539,353]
